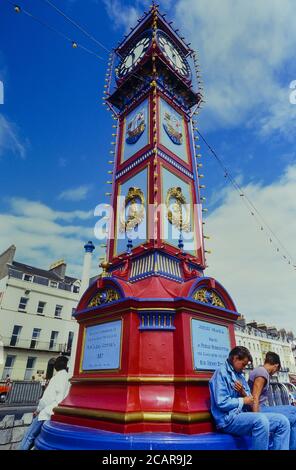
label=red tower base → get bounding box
[50,273,239,435]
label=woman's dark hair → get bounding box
[229,346,253,364]
[54,355,69,371]
[264,351,281,369]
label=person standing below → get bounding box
[248,351,296,450]
[40,375,47,394]
[209,346,290,450]
[19,355,70,450]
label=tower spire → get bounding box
[105,4,205,279]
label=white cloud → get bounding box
[0,114,27,159]
[58,185,93,202]
[9,198,93,221]
[102,0,174,33]
[0,198,103,278]
[102,0,141,32]
[174,0,296,135]
[258,88,296,138]
[104,0,296,136]
[205,163,296,332]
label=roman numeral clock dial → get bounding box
[117,36,151,78]
[157,32,190,78]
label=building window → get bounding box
[37,301,46,315]
[23,274,33,282]
[55,305,63,318]
[49,331,59,350]
[2,355,16,379]
[66,331,74,353]
[24,356,37,380]
[73,286,80,293]
[30,328,41,349]
[8,269,23,279]
[33,276,49,286]
[71,308,76,318]
[50,281,58,288]
[10,325,22,346]
[18,297,28,311]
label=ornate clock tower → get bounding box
[37,5,243,450]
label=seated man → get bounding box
[19,355,70,450]
[248,351,296,450]
[209,346,290,450]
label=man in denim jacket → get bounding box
[209,346,290,450]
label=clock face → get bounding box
[158,33,190,77]
[117,35,151,78]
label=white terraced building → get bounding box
[0,245,80,381]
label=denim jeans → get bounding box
[222,411,290,450]
[261,405,296,450]
[18,416,45,450]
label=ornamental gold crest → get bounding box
[119,187,145,232]
[165,186,190,232]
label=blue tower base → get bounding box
[35,421,251,450]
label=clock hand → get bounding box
[131,50,136,66]
[169,44,177,65]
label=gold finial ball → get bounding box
[100,260,109,270]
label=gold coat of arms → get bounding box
[119,187,145,232]
[165,186,190,232]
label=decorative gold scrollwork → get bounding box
[88,289,121,307]
[119,187,145,233]
[165,186,190,232]
[193,288,226,309]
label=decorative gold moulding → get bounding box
[193,288,226,309]
[70,375,211,384]
[88,289,120,308]
[54,406,211,424]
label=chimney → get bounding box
[236,315,246,327]
[257,323,267,332]
[247,321,258,329]
[0,245,16,280]
[49,259,67,279]
[267,327,278,337]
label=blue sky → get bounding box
[1,0,296,330]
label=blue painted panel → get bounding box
[82,320,122,371]
[162,167,196,254]
[160,98,188,163]
[122,99,149,162]
[115,166,148,255]
[192,319,230,371]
